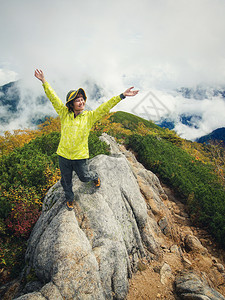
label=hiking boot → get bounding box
[94,177,101,188]
[66,200,73,211]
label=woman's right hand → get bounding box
[34,69,46,83]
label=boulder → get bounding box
[160,263,173,285]
[158,216,171,237]
[184,234,208,255]
[15,152,162,300]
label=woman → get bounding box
[34,69,139,210]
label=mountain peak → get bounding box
[196,127,225,145]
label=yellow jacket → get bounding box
[43,82,122,160]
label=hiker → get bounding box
[34,69,139,210]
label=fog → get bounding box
[1,0,225,139]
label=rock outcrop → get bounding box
[13,135,165,300]
[175,270,225,300]
[11,133,225,300]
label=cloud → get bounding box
[0,0,225,139]
[117,88,225,140]
[1,0,225,88]
[0,69,19,86]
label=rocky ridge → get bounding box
[3,133,225,299]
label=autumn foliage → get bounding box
[6,202,41,238]
[0,117,61,157]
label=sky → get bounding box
[0,0,225,140]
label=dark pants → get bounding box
[58,156,98,202]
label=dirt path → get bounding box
[126,183,225,300]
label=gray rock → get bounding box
[175,271,225,299]
[170,245,180,256]
[99,133,122,155]
[160,263,173,285]
[22,281,43,295]
[15,292,46,300]
[15,153,162,300]
[100,133,165,196]
[158,216,171,237]
[40,282,63,299]
[184,235,208,255]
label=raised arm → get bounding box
[34,69,66,116]
[90,86,139,124]
[34,69,46,83]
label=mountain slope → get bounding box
[4,135,225,299]
[93,112,225,247]
[1,112,225,298]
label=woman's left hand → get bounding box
[123,87,139,97]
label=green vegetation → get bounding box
[88,132,110,158]
[127,134,225,247]
[0,130,109,283]
[109,111,164,131]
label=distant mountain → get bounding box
[196,127,225,145]
[0,80,104,132]
[157,114,202,131]
[0,81,20,123]
[0,81,224,143]
[0,80,104,129]
[157,85,225,139]
[0,81,20,108]
[0,81,51,131]
[84,79,105,101]
[177,86,225,100]
[157,119,175,130]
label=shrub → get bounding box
[128,134,225,248]
[88,131,110,158]
[0,237,26,282]
[6,202,41,238]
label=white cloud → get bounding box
[0,0,225,139]
[1,0,225,88]
[0,69,19,86]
